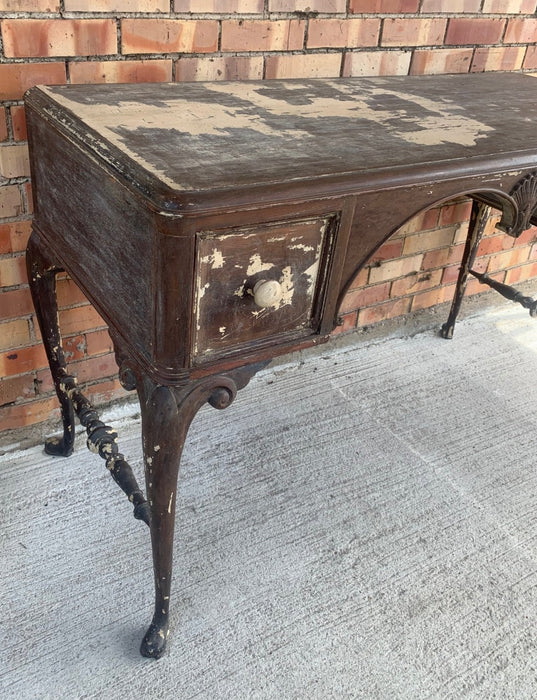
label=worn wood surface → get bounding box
[25,74,537,380]
[27,74,537,204]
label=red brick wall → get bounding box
[1,1,537,431]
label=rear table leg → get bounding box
[26,230,75,456]
[441,200,491,339]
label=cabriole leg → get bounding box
[26,230,75,456]
[136,364,266,659]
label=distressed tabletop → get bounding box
[31,73,537,204]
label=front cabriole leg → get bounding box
[137,363,267,659]
[26,230,75,456]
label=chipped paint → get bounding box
[42,78,497,191]
[154,445,161,452]
[246,253,275,277]
[168,492,173,514]
[303,259,320,297]
[289,243,315,252]
[200,248,225,269]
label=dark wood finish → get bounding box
[25,74,537,658]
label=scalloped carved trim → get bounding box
[510,172,537,237]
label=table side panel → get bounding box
[27,105,159,368]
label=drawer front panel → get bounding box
[192,214,338,363]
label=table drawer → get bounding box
[192,214,339,363]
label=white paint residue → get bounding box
[267,236,286,243]
[246,254,275,277]
[201,248,225,269]
[275,266,294,310]
[289,243,315,252]
[303,259,320,297]
[234,283,245,298]
[168,492,174,514]
[44,79,495,191]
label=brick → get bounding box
[471,47,525,73]
[56,278,88,308]
[84,378,128,406]
[70,353,118,384]
[504,261,537,285]
[482,0,537,13]
[59,304,106,335]
[0,255,27,288]
[350,0,418,10]
[0,62,66,101]
[265,53,342,80]
[0,396,59,430]
[0,344,48,377]
[397,207,439,236]
[343,50,411,77]
[0,288,33,321]
[487,246,530,272]
[505,19,537,44]
[86,328,113,356]
[391,268,443,298]
[0,185,23,218]
[0,375,35,407]
[513,225,537,246]
[331,311,357,335]
[382,19,446,47]
[269,0,346,11]
[10,106,27,142]
[524,46,537,70]
[2,19,118,58]
[445,19,505,46]
[347,267,369,290]
[70,60,173,85]
[65,0,168,10]
[121,20,218,54]
[439,200,472,226]
[368,253,423,284]
[0,144,30,179]
[339,282,391,313]
[410,49,472,75]
[0,319,31,351]
[421,0,480,10]
[0,0,59,9]
[0,108,7,143]
[23,182,33,215]
[176,56,264,82]
[62,334,86,362]
[402,227,456,256]
[357,296,411,326]
[221,20,304,52]
[175,0,263,10]
[476,234,514,257]
[411,285,450,311]
[308,19,379,49]
[421,243,464,271]
[370,239,404,262]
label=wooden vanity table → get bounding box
[25,73,537,657]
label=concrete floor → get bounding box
[3,305,537,699]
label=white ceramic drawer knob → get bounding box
[253,279,282,308]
